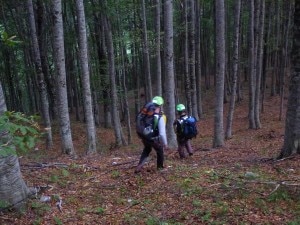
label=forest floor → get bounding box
[1,94,300,225]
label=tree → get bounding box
[279,1,300,159]
[225,0,241,139]
[0,82,32,211]
[141,0,152,101]
[163,0,177,148]
[103,14,126,147]
[155,0,162,96]
[75,0,97,154]
[213,0,225,148]
[27,0,53,149]
[52,0,75,156]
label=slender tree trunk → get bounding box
[27,0,53,149]
[213,0,225,148]
[52,0,75,156]
[225,0,241,139]
[248,0,256,129]
[195,0,203,119]
[141,0,152,101]
[184,0,192,113]
[189,0,198,119]
[75,0,97,154]
[164,0,177,148]
[155,0,162,96]
[254,0,265,129]
[103,15,126,147]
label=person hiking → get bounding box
[173,104,196,159]
[135,96,168,173]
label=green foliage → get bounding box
[0,111,41,156]
[0,24,22,47]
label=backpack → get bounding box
[136,102,160,140]
[179,116,198,139]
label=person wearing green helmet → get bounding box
[135,96,168,173]
[173,104,194,158]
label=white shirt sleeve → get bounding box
[158,116,167,146]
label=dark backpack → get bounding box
[136,102,160,140]
[180,116,198,139]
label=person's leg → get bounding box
[185,139,193,156]
[177,140,186,158]
[152,141,164,169]
[135,139,152,172]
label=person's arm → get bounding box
[158,116,167,146]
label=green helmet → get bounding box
[152,96,164,106]
[176,104,185,111]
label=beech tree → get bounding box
[213,0,225,148]
[52,0,75,155]
[75,0,97,154]
[279,1,300,159]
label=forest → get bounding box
[0,0,299,224]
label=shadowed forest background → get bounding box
[0,0,299,224]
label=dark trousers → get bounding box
[137,138,164,169]
[177,137,193,158]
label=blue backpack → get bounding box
[180,116,198,139]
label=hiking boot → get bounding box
[134,165,143,174]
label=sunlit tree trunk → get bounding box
[75,0,97,155]
[213,0,225,148]
[279,1,300,159]
[52,0,75,155]
[164,0,177,148]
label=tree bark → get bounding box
[163,0,177,148]
[52,0,75,155]
[279,1,300,159]
[75,0,97,155]
[213,0,225,148]
[0,82,31,211]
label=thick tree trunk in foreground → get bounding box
[279,1,300,159]
[0,83,31,211]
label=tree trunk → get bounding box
[141,0,152,101]
[27,0,53,149]
[248,0,256,129]
[279,1,300,159]
[254,0,265,129]
[52,0,75,156]
[213,0,225,148]
[155,0,162,96]
[163,0,177,148]
[103,15,126,147]
[0,82,31,211]
[75,0,97,154]
[225,0,241,139]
